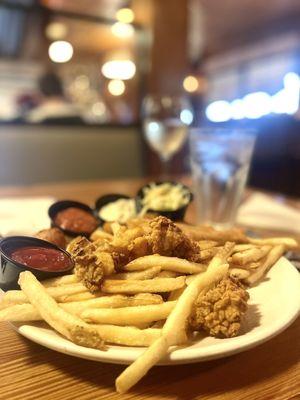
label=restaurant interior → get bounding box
[1,0,300,195]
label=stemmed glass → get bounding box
[142,94,193,176]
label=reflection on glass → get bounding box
[142,95,193,176]
[190,129,256,229]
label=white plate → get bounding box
[9,257,300,365]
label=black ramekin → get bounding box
[136,181,193,221]
[48,200,100,237]
[0,236,74,291]
[94,194,131,225]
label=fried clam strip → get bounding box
[82,301,176,326]
[245,244,285,285]
[108,266,162,280]
[115,243,234,393]
[0,293,163,322]
[0,283,88,309]
[91,325,161,347]
[18,272,104,349]
[230,245,271,265]
[101,277,186,294]
[124,255,206,274]
[67,236,114,293]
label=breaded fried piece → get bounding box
[145,216,201,262]
[67,237,104,293]
[189,277,249,338]
[68,217,203,291]
[36,227,66,249]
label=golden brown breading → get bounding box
[67,237,104,293]
[68,217,203,291]
[189,277,249,338]
[145,216,201,262]
[36,227,66,249]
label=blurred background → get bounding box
[0,0,300,195]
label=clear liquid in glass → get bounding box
[143,118,188,161]
[190,130,255,229]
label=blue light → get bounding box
[206,72,300,121]
[243,92,272,119]
[230,99,245,120]
[205,100,231,122]
[180,109,194,125]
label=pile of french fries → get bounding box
[0,222,298,393]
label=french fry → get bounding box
[0,283,88,308]
[18,271,104,349]
[229,268,250,280]
[233,244,256,252]
[248,237,298,249]
[157,271,178,278]
[177,223,248,243]
[115,261,229,393]
[151,320,165,328]
[57,291,103,302]
[200,247,222,260]
[231,245,271,265]
[101,276,186,294]
[82,301,176,325]
[0,294,163,322]
[91,325,161,346]
[197,240,219,250]
[168,286,186,301]
[42,274,78,287]
[124,255,206,274]
[108,266,161,280]
[229,262,260,270]
[245,244,285,285]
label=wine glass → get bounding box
[142,94,194,176]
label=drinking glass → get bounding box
[189,128,256,229]
[142,95,193,175]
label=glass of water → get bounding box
[189,128,256,229]
[142,95,193,176]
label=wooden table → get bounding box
[0,178,299,400]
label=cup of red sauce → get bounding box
[48,200,99,237]
[0,236,74,290]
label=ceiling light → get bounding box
[183,75,199,93]
[108,79,125,96]
[116,8,134,23]
[101,60,136,80]
[45,22,67,40]
[48,41,73,63]
[111,22,134,38]
[205,101,231,122]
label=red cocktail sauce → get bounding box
[54,207,98,235]
[10,246,72,271]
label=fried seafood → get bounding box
[67,236,105,292]
[189,277,249,338]
[69,217,207,291]
[36,227,66,249]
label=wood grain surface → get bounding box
[0,178,299,400]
